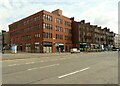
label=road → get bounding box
[2,52,118,84]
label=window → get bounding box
[21,35,31,41]
[43,23,52,30]
[26,35,31,40]
[34,25,40,30]
[43,23,45,29]
[65,35,72,40]
[55,26,62,32]
[35,33,40,38]
[64,28,71,33]
[26,20,30,24]
[65,21,71,27]
[55,18,62,24]
[34,17,37,21]
[43,32,52,38]
[24,21,26,25]
[43,14,52,21]
[56,34,63,39]
[34,16,40,21]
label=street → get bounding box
[2,52,118,84]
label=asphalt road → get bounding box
[2,51,118,84]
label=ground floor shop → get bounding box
[79,42,105,52]
[16,41,72,53]
[43,42,52,53]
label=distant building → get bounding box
[9,9,72,53]
[2,30,10,50]
[0,32,2,51]
[71,18,115,51]
[114,34,120,48]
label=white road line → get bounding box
[58,67,90,79]
[8,64,20,66]
[50,59,58,61]
[40,61,44,62]
[4,60,18,62]
[28,64,59,71]
[25,62,35,64]
[67,58,71,59]
[28,67,37,70]
[4,59,25,62]
[60,58,66,60]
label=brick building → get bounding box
[9,9,72,53]
[2,31,10,48]
[71,18,94,51]
[71,18,115,51]
[114,34,120,48]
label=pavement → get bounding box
[2,51,118,84]
[2,52,71,60]
[2,51,114,60]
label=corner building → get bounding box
[9,9,72,53]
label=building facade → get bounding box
[0,32,2,51]
[3,31,10,48]
[114,34,120,48]
[9,9,72,53]
[71,18,115,51]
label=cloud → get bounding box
[73,1,118,33]
[0,0,119,33]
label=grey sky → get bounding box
[0,0,119,33]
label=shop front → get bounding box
[34,42,40,53]
[55,43,64,53]
[43,42,52,53]
[79,42,87,51]
[25,43,31,53]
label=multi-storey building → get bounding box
[9,9,72,53]
[102,28,115,50]
[0,32,2,51]
[2,31,10,48]
[71,18,95,51]
[114,34,120,48]
[71,18,115,51]
[9,9,115,53]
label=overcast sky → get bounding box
[0,0,119,33]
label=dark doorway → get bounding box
[20,45,22,51]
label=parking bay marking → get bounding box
[28,64,60,71]
[58,67,90,79]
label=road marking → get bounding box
[25,62,35,64]
[4,60,18,62]
[50,59,58,61]
[4,59,26,62]
[67,58,72,59]
[40,61,44,62]
[28,64,60,71]
[8,64,20,66]
[60,58,66,60]
[28,67,37,70]
[58,67,90,79]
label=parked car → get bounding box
[70,48,80,54]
